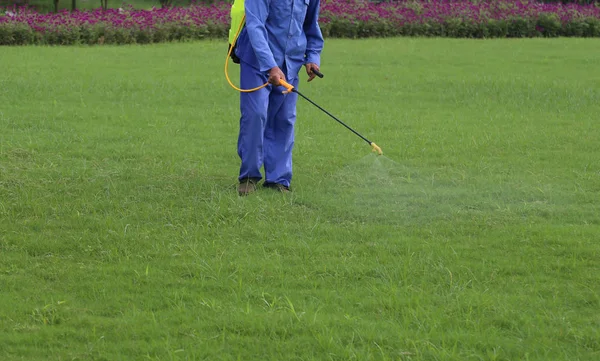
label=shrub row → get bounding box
[321,14,600,38]
[1,0,600,45]
[0,20,228,45]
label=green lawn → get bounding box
[1,38,599,361]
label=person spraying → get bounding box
[230,0,324,196]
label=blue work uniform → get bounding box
[234,0,324,188]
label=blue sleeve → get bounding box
[303,0,324,66]
[244,0,278,72]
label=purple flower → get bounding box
[2,0,599,43]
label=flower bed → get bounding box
[0,4,231,45]
[1,0,600,45]
[319,0,600,38]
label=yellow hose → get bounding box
[225,14,269,93]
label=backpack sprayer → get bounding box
[224,0,383,155]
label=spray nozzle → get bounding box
[370,142,383,155]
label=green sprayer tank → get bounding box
[228,0,245,63]
[229,0,245,46]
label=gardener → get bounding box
[233,0,324,196]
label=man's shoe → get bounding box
[263,182,291,193]
[238,178,258,196]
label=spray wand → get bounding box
[277,79,383,156]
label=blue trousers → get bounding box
[237,60,299,188]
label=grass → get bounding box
[1,38,599,360]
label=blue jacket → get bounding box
[235,0,324,77]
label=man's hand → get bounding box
[268,66,286,86]
[305,63,320,82]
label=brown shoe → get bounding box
[263,182,291,193]
[238,178,258,196]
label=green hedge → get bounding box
[320,16,600,39]
[0,22,228,45]
[1,17,599,46]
